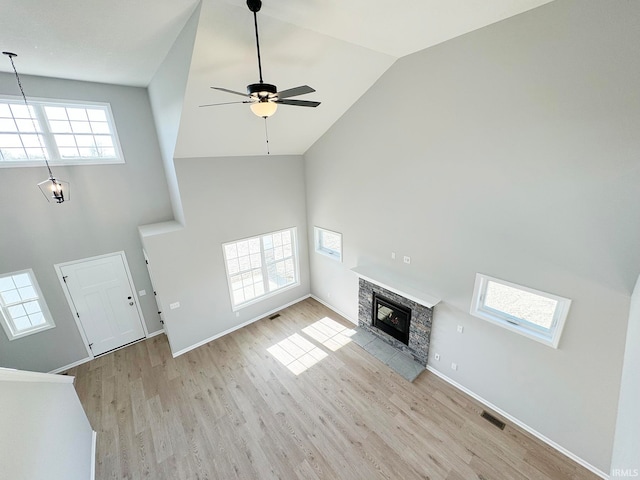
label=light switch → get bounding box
[138,290,146,297]
[169,302,180,310]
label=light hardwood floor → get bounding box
[68,298,600,480]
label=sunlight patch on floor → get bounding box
[267,333,328,375]
[302,316,356,351]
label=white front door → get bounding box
[57,252,146,357]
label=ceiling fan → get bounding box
[200,0,321,118]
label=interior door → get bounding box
[59,253,146,356]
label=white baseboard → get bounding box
[147,328,165,338]
[310,294,358,324]
[425,366,609,480]
[49,356,93,374]
[171,294,312,358]
[90,430,97,480]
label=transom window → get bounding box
[314,226,342,262]
[0,269,55,341]
[470,273,571,348]
[223,227,299,310]
[0,96,123,167]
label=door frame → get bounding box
[54,251,149,359]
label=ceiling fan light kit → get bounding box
[202,0,321,119]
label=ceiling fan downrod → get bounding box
[247,0,264,84]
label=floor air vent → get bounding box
[269,313,281,320]
[481,411,506,430]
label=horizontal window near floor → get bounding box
[223,227,300,310]
[470,273,571,348]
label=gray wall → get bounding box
[0,73,173,372]
[141,155,310,354]
[304,0,639,473]
[0,370,93,480]
[610,274,640,478]
[147,3,200,225]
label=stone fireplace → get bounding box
[353,266,439,367]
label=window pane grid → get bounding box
[0,98,121,164]
[45,105,117,159]
[223,228,298,309]
[0,270,55,339]
[0,102,49,162]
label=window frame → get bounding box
[470,273,571,348]
[222,227,300,311]
[0,268,56,341]
[314,226,343,262]
[0,94,125,167]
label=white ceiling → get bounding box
[1,0,553,157]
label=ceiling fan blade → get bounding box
[276,85,316,99]
[199,101,251,107]
[275,99,321,108]
[211,87,248,97]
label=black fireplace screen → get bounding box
[372,293,411,345]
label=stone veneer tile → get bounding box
[357,278,433,366]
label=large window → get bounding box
[0,269,55,340]
[0,96,123,167]
[470,273,571,348]
[314,226,342,262]
[223,227,299,310]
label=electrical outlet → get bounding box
[391,252,396,260]
[434,353,440,361]
[169,302,180,310]
[457,325,464,334]
[236,311,240,317]
[403,256,411,264]
[451,362,458,371]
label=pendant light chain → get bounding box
[4,52,53,177]
[3,51,68,203]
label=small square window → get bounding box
[0,269,55,341]
[314,227,342,262]
[470,273,571,348]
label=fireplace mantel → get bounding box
[351,265,441,308]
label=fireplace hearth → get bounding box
[356,275,435,366]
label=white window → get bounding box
[0,269,55,340]
[0,96,124,167]
[314,226,342,262]
[223,227,300,310]
[470,274,571,348]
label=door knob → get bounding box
[127,296,132,300]
[129,301,134,306]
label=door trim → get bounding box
[54,251,149,359]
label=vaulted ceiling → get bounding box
[1,0,553,157]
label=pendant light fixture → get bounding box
[3,51,69,203]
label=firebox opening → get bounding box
[372,293,411,345]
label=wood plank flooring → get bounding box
[67,298,600,480]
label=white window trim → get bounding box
[314,226,343,262]
[223,227,301,311]
[0,94,125,168]
[470,273,571,348]
[0,268,56,341]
